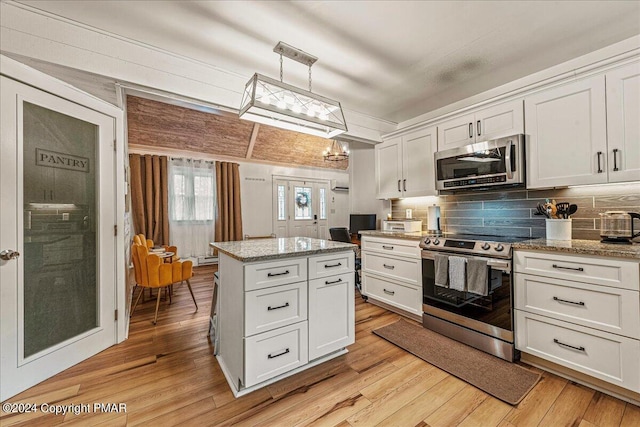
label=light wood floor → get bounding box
[2,265,639,426]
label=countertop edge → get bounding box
[211,242,355,263]
[513,239,640,260]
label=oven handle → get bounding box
[421,250,511,272]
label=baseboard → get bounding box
[364,297,422,323]
[521,353,640,406]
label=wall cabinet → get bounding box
[525,61,640,189]
[437,99,524,150]
[606,61,640,183]
[375,126,436,199]
[361,236,422,319]
[514,250,640,393]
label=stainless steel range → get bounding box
[420,234,527,361]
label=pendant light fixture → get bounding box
[323,139,349,161]
[239,42,347,139]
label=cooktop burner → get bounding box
[420,234,530,258]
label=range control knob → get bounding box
[424,238,431,245]
[481,243,491,250]
[495,244,504,252]
[433,239,440,245]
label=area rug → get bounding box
[372,319,540,405]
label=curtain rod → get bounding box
[170,157,215,164]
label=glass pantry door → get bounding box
[0,76,116,401]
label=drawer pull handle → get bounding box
[325,278,343,285]
[267,302,290,311]
[552,264,584,272]
[383,288,395,295]
[383,264,395,270]
[267,270,290,277]
[267,348,290,359]
[324,262,342,268]
[553,296,585,306]
[553,339,585,352]
[382,245,394,250]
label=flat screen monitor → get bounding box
[349,214,376,236]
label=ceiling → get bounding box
[15,1,640,124]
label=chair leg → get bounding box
[186,279,198,311]
[153,289,162,325]
[130,286,144,317]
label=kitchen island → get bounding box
[210,237,356,397]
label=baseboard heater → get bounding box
[197,255,218,266]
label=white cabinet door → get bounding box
[525,76,608,189]
[476,99,524,141]
[606,61,640,183]
[437,112,475,150]
[308,273,355,360]
[375,137,402,199]
[401,126,437,197]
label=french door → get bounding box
[0,76,116,401]
[273,178,329,239]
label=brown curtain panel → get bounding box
[129,154,170,245]
[215,161,243,242]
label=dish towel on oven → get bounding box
[434,254,449,288]
[466,258,488,296]
[448,256,467,292]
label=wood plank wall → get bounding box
[391,182,640,239]
[126,96,348,170]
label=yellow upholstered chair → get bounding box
[130,243,198,325]
[134,234,180,262]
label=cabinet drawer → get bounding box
[245,282,308,336]
[361,237,421,258]
[244,321,308,388]
[515,274,640,338]
[514,250,639,291]
[362,252,420,285]
[308,251,354,280]
[362,273,421,315]
[245,258,307,291]
[515,311,640,392]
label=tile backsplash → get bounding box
[391,182,640,240]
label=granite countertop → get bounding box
[210,237,356,262]
[359,230,436,241]
[513,238,640,259]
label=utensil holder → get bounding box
[546,219,572,240]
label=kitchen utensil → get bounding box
[599,211,640,244]
[555,202,570,219]
[567,204,578,217]
[543,202,557,219]
[536,203,549,218]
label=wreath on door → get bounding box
[296,192,309,209]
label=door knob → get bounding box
[0,249,20,260]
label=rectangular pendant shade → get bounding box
[239,73,347,139]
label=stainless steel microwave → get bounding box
[435,134,525,191]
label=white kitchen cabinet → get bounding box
[375,127,437,199]
[525,75,608,188]
[308,272,355,360]
[216,249,355,397]
[437,99,524,150]
[606,61,640,183]
[361,236,422,319]
[514,249,640,393]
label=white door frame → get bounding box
[0,55,126,399]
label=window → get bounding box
[319,188,326,220]
[294,186,312,220]
[170,165,215,222]
[277,184,286,221]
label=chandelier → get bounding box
[323,139,349,161]
[239,42,347,139]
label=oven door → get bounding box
[421,250,513,342]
